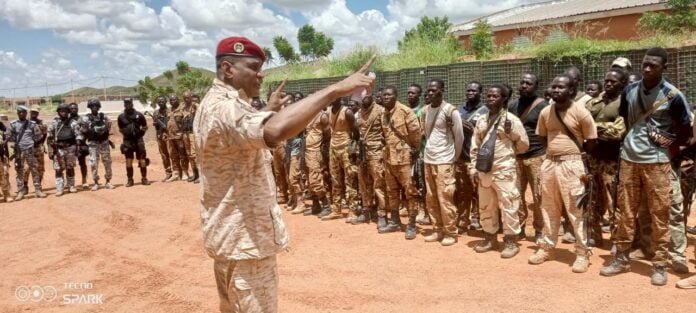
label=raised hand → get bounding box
[267,79,293,112]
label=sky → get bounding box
[0,0,534,97]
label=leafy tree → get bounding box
[262,47,274,64]
[639,0,696,33]
[470,20,494,60]
[312,32,334,58]
[297,24,334,60]
[176,61,191,75]
[273,36,299,63]
[398,16,453,50]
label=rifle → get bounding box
[609,159,621,232]
[144,111,167,135]
[411,149,426,200]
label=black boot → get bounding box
[351,207,371,225]
[317,196,332,218]
[377,216,387,230]
[126,167,134,187]
[405,214,417,240]
[305,196,321,216]
[187,168,199,182]
[140,167,150,185]
[378,209,401,233]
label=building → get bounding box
[451,0,670,48]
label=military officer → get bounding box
[8,105,46,200]
[47,103,83,196]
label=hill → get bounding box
[60,67,215,97]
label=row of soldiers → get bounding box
[0,94,199,201]
[272,47,696,288]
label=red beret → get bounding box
[216,36,266,62]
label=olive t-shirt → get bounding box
[536,102,597,156]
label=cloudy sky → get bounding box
[0,0,532,97]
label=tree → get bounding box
[297,24,334,60]
[273,36,298,63]
[262,47,274,64]
[639,0,696,33]
[470,20,494,60]
[398,16,453,50]
[176,61,191,75]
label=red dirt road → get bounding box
[1,135,696,313]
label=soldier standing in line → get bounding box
[302,105,331,216]
[379,86,422,239]
[528,75,597,273]
[507,73,549,242]
[408,83,431,226]
[8,105,46,200]
[272,141,290,204]
[69,102,89,189]
[152,96,173,182]
[0,119,14,202]
[181,91,199,183]
[165,95,187,182]
[470,84,529,257]
[286,117,305,213]
[117,98,150,187]
[47,103,83,196]
[601,48,692,286]
[320,97,359,221]
[81,99,115,191]
[23,105,47,187]
[585,68,628,246]
[455,81,487,234]
[353,93,386,225]
[420,79,464,246]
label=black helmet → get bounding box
[87,98,101,109]
[123,97,133,104]
[57,103,70,113]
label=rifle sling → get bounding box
[520,97,544,124]
[14,120,31,154]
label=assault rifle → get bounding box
[411,149,426,200]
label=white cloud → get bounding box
[0,0,97,30]
[265,0,331,11]
[0,51,29,70]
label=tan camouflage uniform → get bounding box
[470,111,529,236]
[357,102,386,214]
[167,107,186,178]
[152,108,172,176]
[382,101,421,218]
[194,78,289,313]
[329,106,358,214]
[305,112,327,198]
[180,102,198,172]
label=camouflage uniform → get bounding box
[0,128,13,200]
[305,112,327,199]
[286,135,303,203]
[328,106,358,215]
[194,79,288,313]
[152,108,172,177]
[8,119,43,194]
[180,102,198,173]
[470,111,529,237]
[272,144,289,202]
[47,117,83,193]
[81,112,113,183]
[382,101,421,218]
[23,115,47,187]
[586,94,625,240]
[455,102,487,230]
[357,102,386,216]
[167,107,187,178]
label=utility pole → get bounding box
[70,79,75,103]
[45,82,50,106]
[102,76,107,101]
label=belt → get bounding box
[547,154,582,162]
[56,141,76,148]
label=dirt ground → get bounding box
[1,130,696,313]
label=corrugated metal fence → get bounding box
[268,45,696,105]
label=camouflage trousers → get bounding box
[517,155,544,232]
[305,149,326,198]
[89,140,113,182]
[156,137,172,175]
[539,158,589,254]
[288,155,302,197]
[385,163,420,217]
[329,145,357,212]
[182,132,197,171]
[167,138,187,176]
[588,157,618,239]
[425,163,458,237]
[357,158,386,212]
[53,145,77,192]
[631,164,687,262]
[214,255,278,313]
[477,168,522,236]
[23,147,45,187]
[1,159,12,197]
[272,145,288,200]
[15,147,42,192]
[612,160,671,266]
[454,160,477,228]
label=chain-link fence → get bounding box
[269,45,696,105]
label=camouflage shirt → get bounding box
[193,78,289,261]
[47,117,83,145]
[382,101,421,166]
[7,119,42,151]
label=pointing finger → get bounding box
[274,79,288,93]
[357,54,377,74]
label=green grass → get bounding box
[263,31,696,89]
